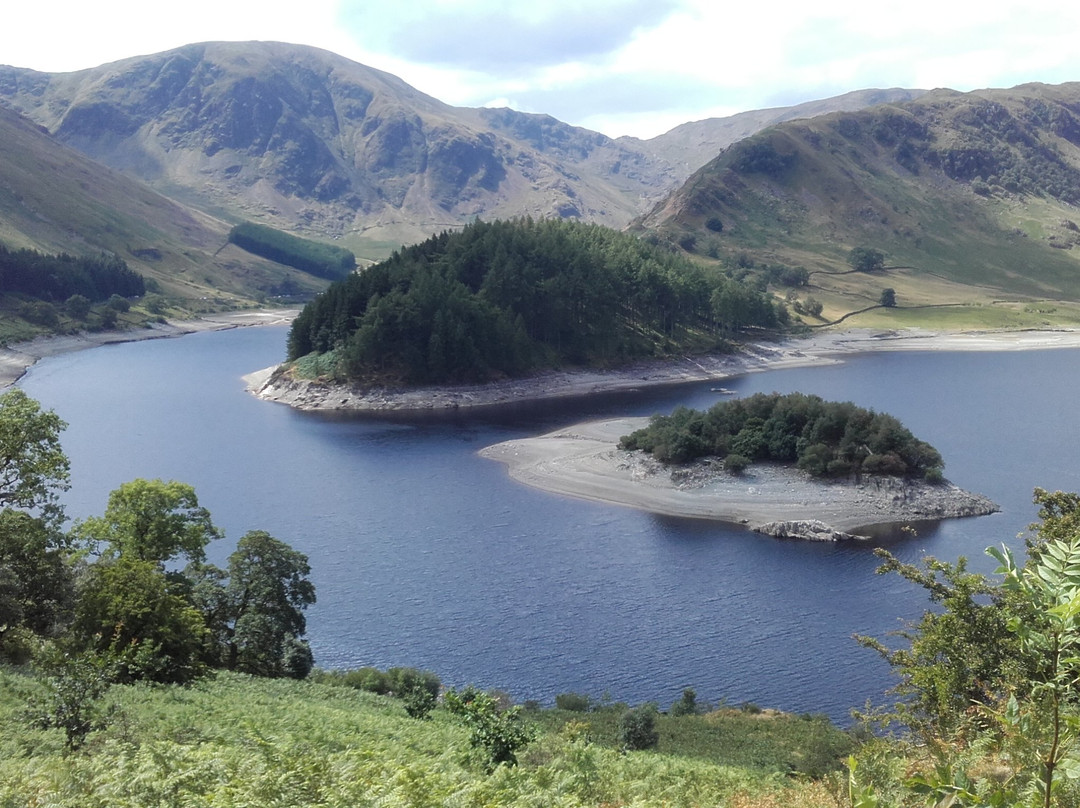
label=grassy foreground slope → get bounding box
[638,82,1080,328]
[0,668,843,807]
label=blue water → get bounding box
[19,327,1080,721]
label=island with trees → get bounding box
[481,394,997,540]
[619,392,945,482]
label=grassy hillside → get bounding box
[0,668,846,807]
[637,83,1080,328]
[0,105,329,317]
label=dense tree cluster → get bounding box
[0,391,315,688]
[619,392,944,480]
[287,218,788,385]
[0,244,145,303]
[228,222,356,280]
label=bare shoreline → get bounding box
[478,418,1000,537]
[251,326,1080,412]
[0,309,298,389]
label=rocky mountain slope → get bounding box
[0,41,910,263]
[0,42,672,260]
[637,82,1080,313]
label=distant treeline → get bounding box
[0,244,144,302]
[287,218,789,385]
[620,392,944,480]
[228,222,356,280]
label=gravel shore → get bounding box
[251,327,1080,412]
[0,310,298,388]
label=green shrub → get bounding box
[106,294,130,312]
[724,453,751,475]
[669,687,699,717]
[555,692,593,712]
[444,686,535,769]
[400,680,437,719]
[619,703,659,751]
[386,667,440,700]
[65,294,91,320]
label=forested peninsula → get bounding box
[284,218,788,387]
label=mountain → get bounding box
[636,88,925,176]
[0,103,320,307]
[0,42,673,262]
[636,82,1080,318]
[0,41,911,264]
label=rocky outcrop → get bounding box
[749,477,1000,540]
[753,520,867,541]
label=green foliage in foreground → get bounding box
[228,221,356,281]
[0,670,844,807]
[287,218,788,385]
[620,391,944,480]
[849,489,1080,807]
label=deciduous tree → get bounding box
[75,478,221,565]
[848,246,885,273]
[0,389,69,525]
[73,555,208,684]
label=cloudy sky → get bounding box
[6,1,1080,139]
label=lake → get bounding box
[18,326,1080,722]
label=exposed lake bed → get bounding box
[251,326,1080,412]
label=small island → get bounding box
[480,394,998,540]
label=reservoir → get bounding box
[18,325,1080,722]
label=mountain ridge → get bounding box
[0,41,920,262]
[635,81,1080,322]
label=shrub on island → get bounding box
[619,392,944,481]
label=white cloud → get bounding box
[2,0,349,72]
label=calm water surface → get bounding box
[18,326,1080,721]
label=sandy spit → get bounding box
[251,326,1080,412]
[478,418,999,536]
[0,309,298,389]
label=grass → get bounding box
[0,667,849,807]
[531,704,852,776]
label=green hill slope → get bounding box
[0,104,327,311]
[637,82,1080,327]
